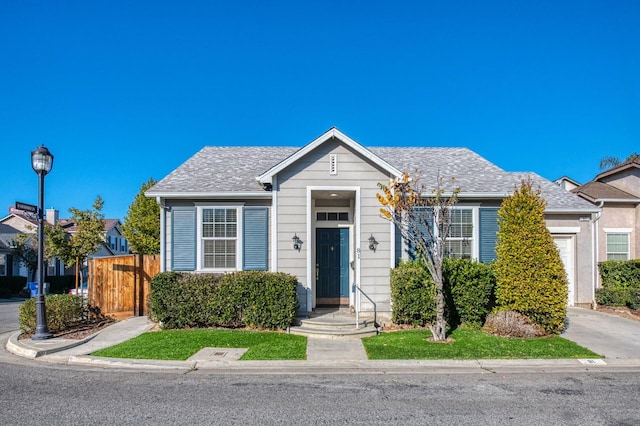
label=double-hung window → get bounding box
[0,254,6,276]
[445,209,473,259]
[606,232,630,260]
[202,208,238,269]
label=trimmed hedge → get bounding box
[596,260,640,309]
[390,260,436,326]
[149,271,298,330]
[19,294,84,334]
[443,258,496,329]
[391,259,496,329]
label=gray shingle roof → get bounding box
[148,147,298,194]
[148,143,596,211]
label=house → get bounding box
[570,156,640,265]
[0,207,129,280]
[147,128,599,317]
[554,176,581,192]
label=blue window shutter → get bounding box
[171,208,196,271]
[243,208,268,270]
[479,208,499,263]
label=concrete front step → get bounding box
[289,324,378,339]
[289,311,380,338]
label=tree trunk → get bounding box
[429,272,448,341]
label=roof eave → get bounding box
[146,191,272,200]
[544,208,601,214]
[595,198,640,204]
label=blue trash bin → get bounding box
[28,282,50,297]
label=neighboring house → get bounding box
[570,156,640,266]
[0,223,20,276]
[0,207,129,280]
[147,128,599,317]
[554,176,581,192]
[0,208,46,279]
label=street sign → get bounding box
[15,201,38,214]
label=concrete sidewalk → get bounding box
[4,307,640,372]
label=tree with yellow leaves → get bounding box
[377,172,461,342]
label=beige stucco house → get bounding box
[571,156,640,268]
[147,128,599,317]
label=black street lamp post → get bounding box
[31,145,54,340]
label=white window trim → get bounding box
[195,204,244,272]
[399,205,480,261]
[604,229,631,261]
[447,207,476,259]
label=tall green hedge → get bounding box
[596,260,640,309]
[494,180,568,335]
[149,271,298,330]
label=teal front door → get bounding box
[316,228,349,305]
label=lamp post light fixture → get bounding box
[31,145,54,340]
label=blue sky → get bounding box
[1,1,638,220]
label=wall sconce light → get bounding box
[368,234,378,252]
[292,234,302,251]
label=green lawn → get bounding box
[362,328,602,360]
[91,329,307,361]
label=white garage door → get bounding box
[553,235,575,306]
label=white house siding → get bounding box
[275,137,393,313]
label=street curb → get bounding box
[6,331,97,359]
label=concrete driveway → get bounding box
[563,307,640,359]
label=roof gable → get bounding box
[256,128,401,185]
[595,156,640,181]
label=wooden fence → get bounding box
[88,254,160,319]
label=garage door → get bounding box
[553,235,575,306]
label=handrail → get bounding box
[353,283,378,332]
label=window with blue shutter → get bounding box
[243,207,269,270]
[479,208,499,263]
[171,208,196,271]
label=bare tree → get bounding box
[599,153,639,170]
[377,172,461,342]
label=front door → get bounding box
[553,235,575,306]
[316,228,349,306]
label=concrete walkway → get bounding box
[306,337,368,361]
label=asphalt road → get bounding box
[0,360,639,425]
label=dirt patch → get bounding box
[19,318,116,340]
[595,305,640,322]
